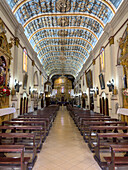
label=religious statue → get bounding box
[0,57,6,86]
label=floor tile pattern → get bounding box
[33,106,101,170]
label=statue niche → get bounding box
[0,18,12,108]
[0,56,7,86]
[118,24,128,108]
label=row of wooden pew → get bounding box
[67,105,128,170]
[0,105,59,170]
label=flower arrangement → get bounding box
[123,89,128,97]
[0,86,10,97]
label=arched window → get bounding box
[99,47,105,72]
[23,48,27,72]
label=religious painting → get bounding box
[100,47,105,72]
[86,70,93,88]
[99,73,105,90]
[0,56,6,86]
[23,48,27,72]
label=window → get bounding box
[100,47,105,72]
[23,48,27,72]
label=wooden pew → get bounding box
[2,121,46,139]
[74,112,104,124]
[23,113,55,127]
[0,125,44,151]
[12,118,50,135]
[78,115,110,127]
[0,145,30,170]
[104,145,128,170]
[79,118,117,135]
[83,121,126,142]
[94,133,128,169]
[0,133,37,168]
[88,126,128,152]
[76,115,110,130]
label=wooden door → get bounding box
[26,98,28,113]
[20,98,23,115]
[105,98,109,116]
[82,98,85,108]
[100,98,102,114]
[102,97,105,115]
[23,97,26,114]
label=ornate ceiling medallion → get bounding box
[56,0,71,12]
[57,17,69,27]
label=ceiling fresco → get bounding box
[6,0,123,78]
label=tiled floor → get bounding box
[33,106,101,170]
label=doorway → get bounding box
[82,98,85,108]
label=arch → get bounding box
[99,92,109,115]
[42,53,85,63]
[23,13,104,29]
[12,0,116,17]
[28,27,98,42]
[49,68,77,76]
[37,44,89,55]
[40,51,87,61]
[43,58,82,68]
[49,72,75,78]
[20,92,28,115]
[44,63,80,71]
[34,37,93,49]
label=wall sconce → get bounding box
[107,79,114,92]
[14,79,22,92]
[32,88,37,92]
[90,88,95,94]
[96,87,99,95]
[90,87,99,97]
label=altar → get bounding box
[0,107,16,124]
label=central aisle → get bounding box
[33,106,101,170]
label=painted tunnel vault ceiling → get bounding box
[6,0,123,78]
